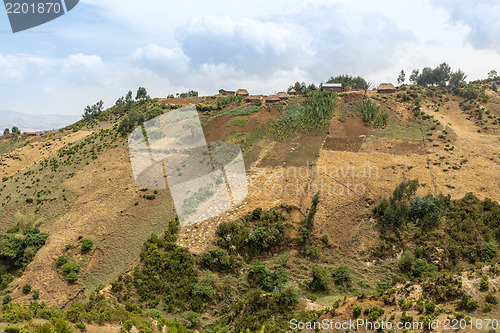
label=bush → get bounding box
[306,246,319,258]
[483,302,493,313]
[75,322,87,332]
[485,293,498,304]
[251,207,262,220]
[81,238,94,252]
[331,265,351,286]
[62,262,80,283]
[33,290,39,300]
[248,260,289,292]
[493,83,498,92]
[352,305,362,318]
[4,325,21,333]
[22,284,31,294]
[456,294,479,310]
[425,302,435,314]
[321,235,329,244]
[56,256,68,267]
[308,265,332,291]
[3,295,11,305]
[66,271,79,284]
[480,275,489,291]
[202,248,233,271]
[481,242,498,261]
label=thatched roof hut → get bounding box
[289,89,297,95]
[266,95,280,103]
[245,95,262,103]
[377,83,397,93]
[277,92,289,100]
[236,89,249,96]
[219,89,235,96]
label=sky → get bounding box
[0,0,499,116]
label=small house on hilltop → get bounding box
[288,88,297,95]
[245,95,262,103]
[266,95,280,103]
[24,132,37,137]
[377,83,397,93]
[277,92,289,100]
[236,89,249,96]
[322,83,342,92]
[219,89,235,96]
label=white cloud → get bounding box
[433,0,500,53]
[2,0,500,116]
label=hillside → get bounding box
[0,82,499,332]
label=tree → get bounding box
[417,67,434,86]
[82,100,104,120]
[449,69,467,88]
[3,128,9,135]
[409,69,419,84]
[397,70,406,85]
[434,62,451,86]
[136,87,148,102]
[11,126,20,134]
[488,70,498,80]
[81,238,94,252]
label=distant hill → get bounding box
[0,109,81,132]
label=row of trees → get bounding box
[397,63,469,88]
[327,74,370,90]
[3,126,20,136]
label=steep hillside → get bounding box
[0,83,498,332]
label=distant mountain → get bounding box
[0,110,81,132]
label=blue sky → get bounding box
[1,0,499,116]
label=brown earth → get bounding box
[10,146,176,306]
[5,90,500,308]
[0,131,92,178]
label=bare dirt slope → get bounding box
[10,147,176,306]
[0,131,92,178]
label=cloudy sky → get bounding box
[0,0,499,116]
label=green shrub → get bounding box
[4,325,21,333]
[425,302,435,314]
[75,322,87,332]
[486,293,498,304]
[483,302,493,313]
[251,207,262,219]
[202,248,233,271]
[481,242,498,261]
[321,235,329,244]
[331,265,351,286]
[308,265,332,291]
[81,238,94,252]
[417,299,424,313]
[352,306,362,318]
[3,295,11,305]
[22,284,31,294]
[62,262,80,283]
[480,275,489,291]
[248,260,289,292]
[33,290,39,300]
[66,271,78,284]
[306,246,319,258]
[56,256,68,267]
[143,194,156,200]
